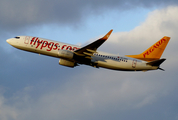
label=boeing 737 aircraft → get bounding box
[6,30,170,71]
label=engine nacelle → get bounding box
[59,59,75,68]
[58,50,74,59]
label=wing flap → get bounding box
[83,52,94,56]
[86,49,98,53]
[73,52,85,56]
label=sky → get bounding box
[1,0,178,120]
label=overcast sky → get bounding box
[1,0,178,120]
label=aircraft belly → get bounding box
[97,60,157,71]
[97,60,133,71]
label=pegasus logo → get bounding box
[143,38,166,58]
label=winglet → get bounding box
[74,29,113,54]
[101,29,113,40]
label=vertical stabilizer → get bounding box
[126,36,170,62]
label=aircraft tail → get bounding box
[126,36,170,62]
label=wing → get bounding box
[74,29,113,58]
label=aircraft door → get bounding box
[24,36,30,44]
[132,59,137,68]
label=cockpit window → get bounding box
[14,36,20,39]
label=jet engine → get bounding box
[58,50,74,59]
[59,59,76,67]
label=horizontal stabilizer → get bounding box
[146,58,166,66]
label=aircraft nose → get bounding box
[6,39,10,43]
[6,39,13,45]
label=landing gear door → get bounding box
[132,59,137,68]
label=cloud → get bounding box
[102,6,178,55]
[0,93,18,120]
[1,6,178,120]
[1,0,178,31]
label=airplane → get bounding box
[6,29,170,71]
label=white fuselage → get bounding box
[6,36,158,71]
